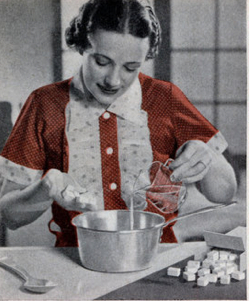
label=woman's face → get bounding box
[81,29,150,106]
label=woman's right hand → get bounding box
[42,169,97,212]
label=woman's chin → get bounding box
[94,93,118,107]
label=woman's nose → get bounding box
[104,67,121,88]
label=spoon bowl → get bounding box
[0,257,56,294]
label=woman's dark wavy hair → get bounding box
[65,0,161,59]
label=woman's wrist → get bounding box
[41,169,60,199]
[199,153,237,203]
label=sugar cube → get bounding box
[215,260,226,267]
[198,268,210,277]
[233,263,239,271]
[185,266,198,273]
[228,254,237,261]
[202,259,213,269]
[211,265,221,272]
[183,272,196,282]
[187,260,200,269]
[167,267,181,277]
[213,269,225,278]
[62,185,79,201]
[207,273,218,283]
[226,261,235,267]
[197,276,209,287]
[222,265,237,275]
[207,250,219,261]
[219,251,230,261]
[231,271,245,281]
[220,275,231,285]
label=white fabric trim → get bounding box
[69,67,146,124]
[207,131,228,154]
[66,68,153,208]
[117,116,153,205]
[108,78,146,126]
[0,156,43,186]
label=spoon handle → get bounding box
[0,257,30,281]
[163,201,237,228]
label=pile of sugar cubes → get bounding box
[167,249,245,286]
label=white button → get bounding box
[103,112,110,119]
[106,147,113,155]
[110,183,117,190]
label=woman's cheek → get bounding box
[92,65,110,81]
[122,70,138,86]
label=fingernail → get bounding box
[171,174,181,182]
[170,175,176,182]
[168,163,174,171]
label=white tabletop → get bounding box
[0,241,208,300]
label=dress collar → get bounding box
[70,67,146,125]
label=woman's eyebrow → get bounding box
[93,53,112,61]
[93,53,141,66]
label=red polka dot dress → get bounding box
[0,72,228,247]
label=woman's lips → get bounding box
[97,84,120,95]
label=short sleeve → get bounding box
[1,92,46,170]
[0,157,43,186]
[170,83,227,153]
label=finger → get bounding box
[170,146,213,181]
[181,164,210,184]
[170,143,197,169]
[73,197,98,211]
[182,149,212,170]
[170,160,209,182]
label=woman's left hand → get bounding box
[169,140,213,184]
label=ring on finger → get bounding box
[198,161,207,170]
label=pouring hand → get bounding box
[169,140,237,204]
[43,169,97,211]
[168,140,213,184]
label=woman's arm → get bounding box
[169,140,237,204]
[0,169,97,230]
[197,152,237,203]
[0,178,53,230]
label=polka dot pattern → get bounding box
[0,70,228,247]
[66,84,104,210]
[0,156,43,185]
[117,115,153,206]
[207,132,228,153]
[1,79,71,173]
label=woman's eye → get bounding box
[95,57,109,66]
[125,66,137,73]
[124,64,140,73]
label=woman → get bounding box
[0,0,236,246]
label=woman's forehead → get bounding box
[88,29,150,62]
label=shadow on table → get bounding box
[96,256,246,300]
[57,247,82,266]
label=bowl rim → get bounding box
[71,210,165,234]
